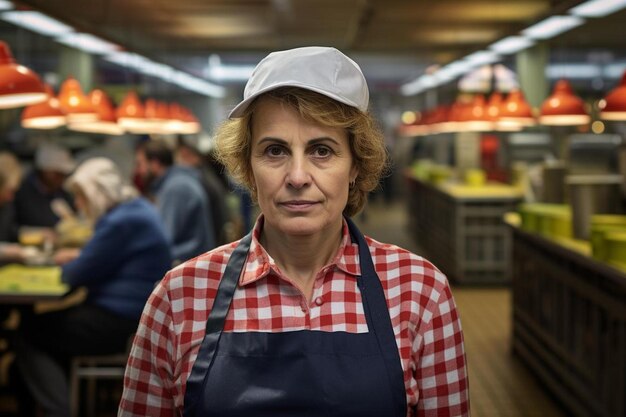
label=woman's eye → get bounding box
[313,146,332,157]
[265,145,285,156]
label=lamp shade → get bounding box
[117,90,156,134]
[0,41,47,109]
[464,94,494,132]
[166,103,200,135]
[499,89,536,129]
[539,79,590,126]
[21,84,66,129]
[599,71,626,121]
[69,89,123,135]
[58,77,97,123]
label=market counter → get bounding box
[405,172,523,284]
[507,221,626,417]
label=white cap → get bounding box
[229,46,369,118]
[35,143,75,175]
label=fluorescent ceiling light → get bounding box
[604,62,626,78]
[569,0,626,17]
[522,15,584,39]
[0,1,13,10]
[56,33,119,55]
[207,64,255,81]
[463,50,500,66]
[489,36,535,55]
[400,79,423,96]
[171,71,225,98]
[546,63,602,79]
[1,11,72,36]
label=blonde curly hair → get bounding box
[214,87,388,217]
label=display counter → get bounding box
[405,172,523,283]
[508,222,626,417]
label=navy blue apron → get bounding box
[184,217,407,417]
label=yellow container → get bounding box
[464,169,486,187]
[589,215,626,261]
[604,231,626,265]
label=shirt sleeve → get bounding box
[119,276,179,416]
[415,280,470,417]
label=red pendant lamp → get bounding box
[0,41,47,109]
[58,77,98,123]
[21,84,66,129]
[599,71,626,121]
[539,79,590,126]
[69,89,124,135]
[464,94,494,132]
[499,89,536,129]
[116,91,154,133]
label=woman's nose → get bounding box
[285,156,311,188]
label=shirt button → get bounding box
[300,301,307,312]
[315,296,324,306]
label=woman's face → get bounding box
[250,98,358,237]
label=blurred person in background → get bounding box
[15,157,172,417]
[135,140,215,264]
[175,136,230,245]
[14,142,75,229]
[0,151,25,263]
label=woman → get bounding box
[119,46,469,416]
[16,157,172,417]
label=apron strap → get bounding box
[346,217,407,416]
[184,231,253,416]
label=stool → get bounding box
[69,336,133,417]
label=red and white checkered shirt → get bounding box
[119,217,470,416]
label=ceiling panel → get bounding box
[9,0,624,90]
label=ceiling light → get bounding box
[1,11,73,37]
[489,36,535,55]
[69,89,124,135]
[546,63,602,79]
[539,79,591,126]
[569,0,626,17]
[56,33,120,55]
[499,89,536,129]
[57,77,98,123]
[522,15,584,40]
[599,71,626,121]
[463,50,500,67]
[116,91,151,133]
[0,41,47,109]
[0,1,13,10]
[21,84,66,129]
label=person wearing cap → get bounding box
[14,142,75,229]
[119,46,469,417]
[14,157,172,417]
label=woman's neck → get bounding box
[260,220,343,301]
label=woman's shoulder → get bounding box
[364,235,449,290]
[158,240,240,299]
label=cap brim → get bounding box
[228,81,363,119]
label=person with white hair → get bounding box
[15,157,172,417]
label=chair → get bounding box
[69,335,133,417]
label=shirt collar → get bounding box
[239,215,361,286]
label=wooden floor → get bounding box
[356,198,567,417]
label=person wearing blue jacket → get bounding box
[15,157,172,417]
[135,139,215,264]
